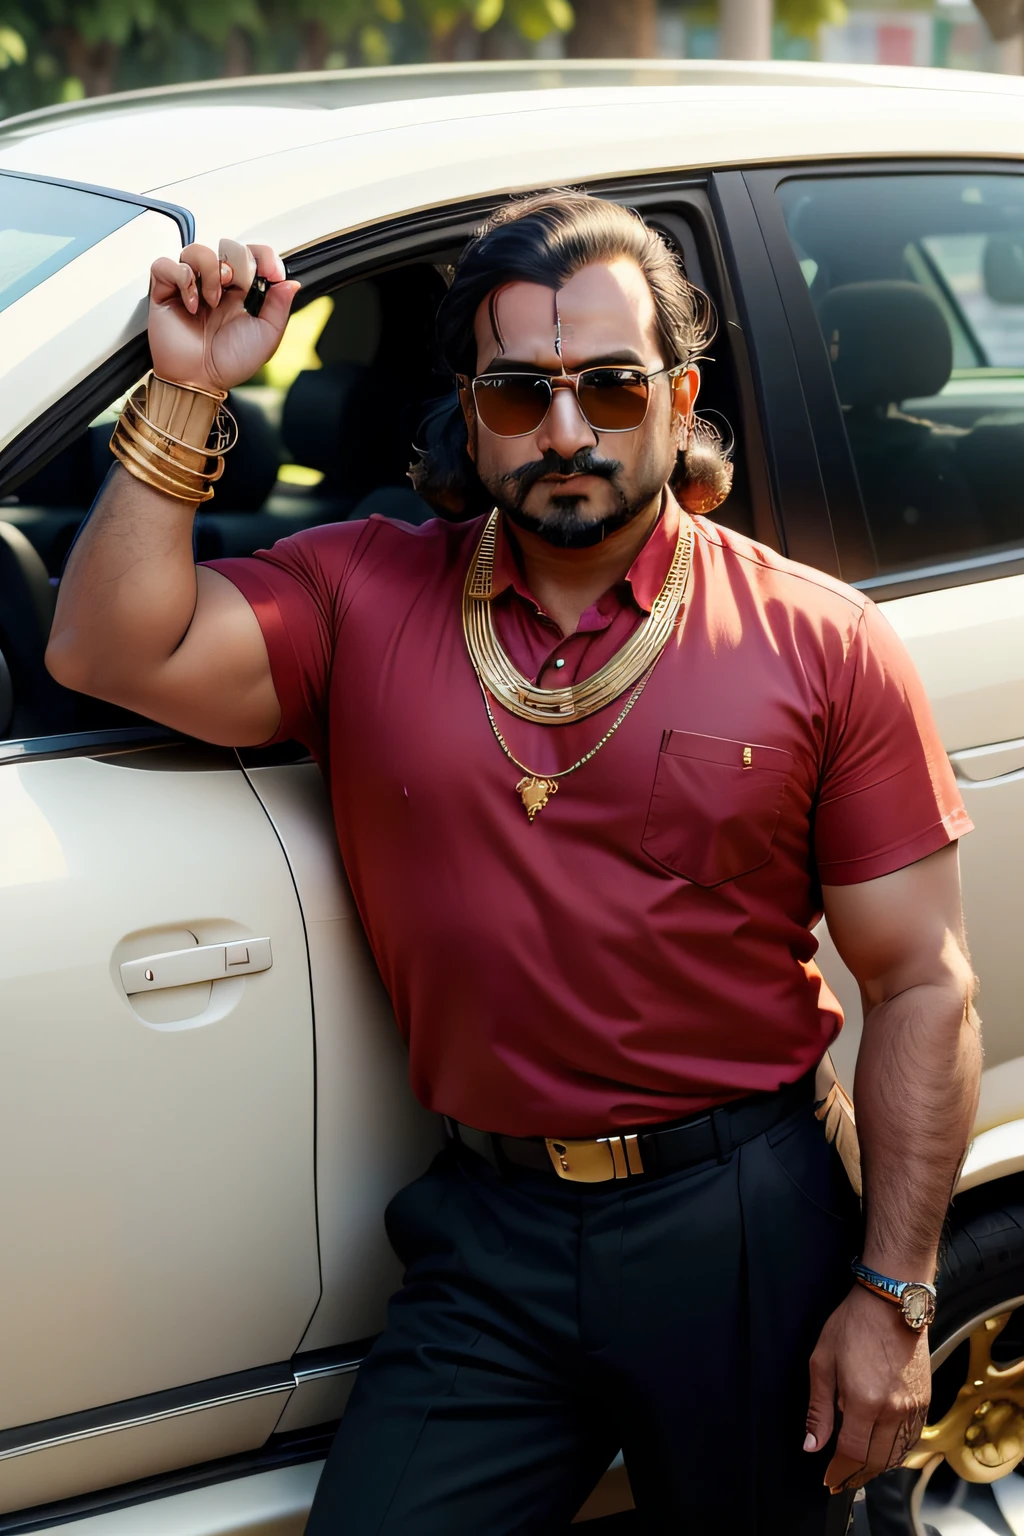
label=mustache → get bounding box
[500,448,623,501]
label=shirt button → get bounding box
[554,658,565,669]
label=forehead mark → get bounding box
[554,290,562,361]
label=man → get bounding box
[47,191,980,1535]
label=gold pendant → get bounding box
[516,776,558,822]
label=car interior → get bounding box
[781,172,1024,573]
[0,232,754,744]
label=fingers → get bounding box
[804,1347,836,1455]
[257,279,301,338]
[150,257,202,313]
[218,238,257,294]
[216,240,287,294]
[885,1404,927,1471]
[213,239,293,328]
[825,1400,926,1493]
[824,1402,875,1492]
[180,243,229,308]
[247,243,287,284]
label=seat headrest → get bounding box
[280,266,450,499]
[281,363,368,479]
[215,392,280,511]
[315,282,382,365]
[817,281,953,409]
[0,519,55,641]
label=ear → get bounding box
[457,376,478,463]
[670,365,700,449]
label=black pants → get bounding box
[306,1101,862,1535]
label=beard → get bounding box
[479,446,659,550]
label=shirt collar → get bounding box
[489,489,682,615]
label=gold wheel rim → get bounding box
[905,1307,1024,1484]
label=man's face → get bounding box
[463,258,698,548]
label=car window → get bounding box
[0,175,141,313]
[778,172,1024,576]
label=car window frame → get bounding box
[741,157,1024,601]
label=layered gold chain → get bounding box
[462,509,695,820]
[463,509,693,725]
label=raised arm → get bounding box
[805,842,981,1492]
[45,241,300,746]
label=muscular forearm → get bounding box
[46,466,200,701]
[854,960,981,1278]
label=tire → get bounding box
[864,1189,1024,1536]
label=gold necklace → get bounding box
[463,509,694,725]
[479,665,656,822]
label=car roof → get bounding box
[3,56,1020,137]
[2,59,1024,193]
[3,62,1024,273]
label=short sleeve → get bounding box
[814,599,973,885]
[205,520,371,759]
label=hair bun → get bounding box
[673,414,734,514]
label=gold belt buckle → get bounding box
[544,1133,644,1182]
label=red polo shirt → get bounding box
[209,495,971,1136]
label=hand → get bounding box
[805,1283,931,1493]
[148,240,300,394]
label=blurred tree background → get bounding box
[0,0,849,118]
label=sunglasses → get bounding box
[469,364,684,439]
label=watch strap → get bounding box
[851,1258,936,1305]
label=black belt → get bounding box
[445,1070,816,1184]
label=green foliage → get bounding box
[0,24,27,67]
[0,0,574,116]
[775,0,846,39]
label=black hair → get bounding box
[409,189,732,517]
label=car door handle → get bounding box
[949,738,1024,782]
[120,938,272,995]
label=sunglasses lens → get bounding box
[474,375,551,436]
[577,369,650,431]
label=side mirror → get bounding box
[982,234,1024,305]
[0,645,12,738]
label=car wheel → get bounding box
[864,1193,1024,1535]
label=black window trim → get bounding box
[0,169,195,248]
[708,169,842,579]
[0,170,775,763]
[742,156,1024,602]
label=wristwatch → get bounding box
[851,1258,937,1332]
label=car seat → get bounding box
[0,520,75,737]
[817,280,989,568]
[280,266,447,524]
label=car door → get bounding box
[0,178,318,1522]
[0,736,320,1515]
[0,174,445,1534]
[717,163,1024,1132]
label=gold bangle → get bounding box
[144,372,224,450]
[116,425,222,491]
[151,371,227,403]
[109,371,235,504]
[110,429,217,503]
[118,406,220,478]
[116,419,225,490]
[111,436,213,503]
[126,387,238,459]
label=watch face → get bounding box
[901,1285,936,1331]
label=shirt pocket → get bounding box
[641,730,793,887]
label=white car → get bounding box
[2,57,1024,1536]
